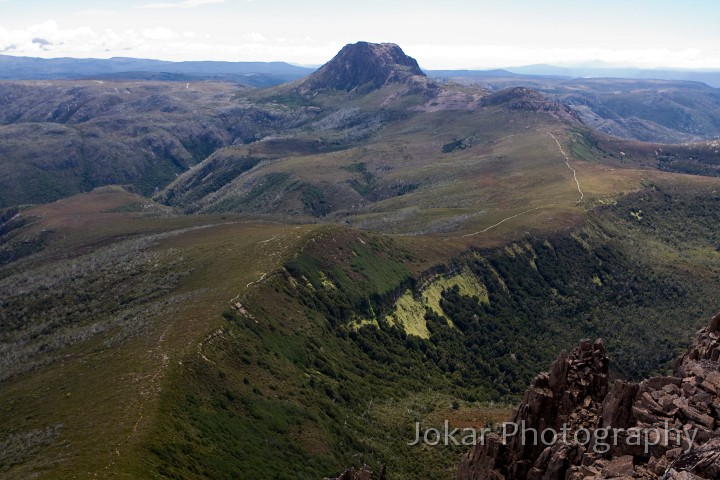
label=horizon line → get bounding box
[2,52,720,74]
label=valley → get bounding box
[2,42,720,479]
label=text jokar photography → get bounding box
[409,420,698,455]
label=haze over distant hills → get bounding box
[3,53,720,88]
[440,75,720,144]
[0,55,314,87]
[503,63,720,88]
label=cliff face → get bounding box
[458,312,720,480]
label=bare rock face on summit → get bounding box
[302,41,427,92]
[458,311,720,480]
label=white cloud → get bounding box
[0,21,146,57]
[1,20,717,70]
[243,32,266,43]
[142,27,180,41]
[0,21,97,54]
[0,19,333,63]
[137,0,225,9]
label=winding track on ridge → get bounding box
[457,133,584,238]
[460,204,557,238]
[548,131,584,203]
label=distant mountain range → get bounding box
[502,64,720,88]
[2,54,720,88]
[0,55,314,87]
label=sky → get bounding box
[1,0,719,70]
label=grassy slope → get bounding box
[159,92,670,238]
[138,179,720,479]
[0,189,320,478]
[2,174,720,479]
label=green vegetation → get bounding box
[423,270,489,317]
[140,183,720,478]
[342,162,377,198]
[300,184,332,216]
[657,151,720,177]
[284,231,413,324]
[163,154,263,208]
[0,211,54,267]
[386,290,431,338]
[568,128,605,161]
[441,137,469,153]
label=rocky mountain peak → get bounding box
[302,41,426,92]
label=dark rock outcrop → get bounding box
[458,312,720,480]
[302,42,427,92]
[458,338,609,479]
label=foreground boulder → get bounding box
[458,312,720,480]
